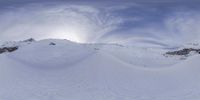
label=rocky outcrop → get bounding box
[23,38,35,42]
[49,42,56,45]
[166,48,200,56]
[0,46,18,54]
[0,38,36,54]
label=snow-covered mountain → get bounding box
[1,39,200,100]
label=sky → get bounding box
[0,0,200,47]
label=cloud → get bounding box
[0,2,122,43]
[164,11,200,42]
[0,1,200,48]
[99,7,200,47]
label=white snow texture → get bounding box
[0,39,200,100]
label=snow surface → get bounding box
[0,39,200,100]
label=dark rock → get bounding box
[49,42,56,45]
[0,46,18,54]
[23,38,35,42]
[166,48,200,56]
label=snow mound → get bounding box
[1,39,200,100]
[8,39,95,69]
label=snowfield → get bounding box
[0,39,200,100]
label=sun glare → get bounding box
[51,30,84,43]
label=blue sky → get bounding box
[0,0,200,47]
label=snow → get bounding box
[0,39,200,100]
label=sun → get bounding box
[50,30,84,43]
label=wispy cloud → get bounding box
[99,4,200,47]
[0,2,122,43]
[0,1,200,47]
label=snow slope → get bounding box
[0,39,200,100]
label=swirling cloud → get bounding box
[0,3,122,43]
[0,1,200,48]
